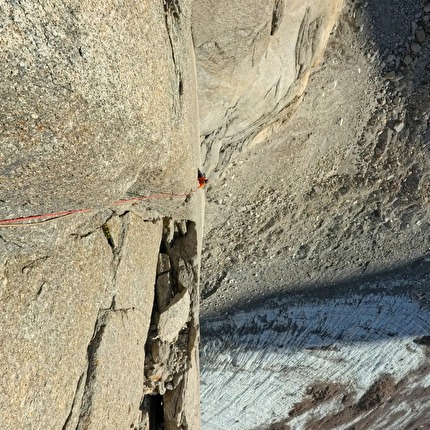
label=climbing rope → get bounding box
[0,191,193,227]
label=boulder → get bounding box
[158,289,191,343]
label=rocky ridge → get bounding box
[201,0,430,314]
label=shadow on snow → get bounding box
[201,256,430,354]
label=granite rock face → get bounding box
[193,0,343,176]
[0,205,204,430]
[0,212,161,429]
[0,0,199,219]
[0,1,202,429]
[0,219,113,430]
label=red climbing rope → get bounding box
[0,191,193,226]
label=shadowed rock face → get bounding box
[199,0,430,428]
[193,0,343,176]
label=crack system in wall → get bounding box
[163,0,184,109]
[139,218,199,430]
[62,214,199,430]
[76,311,110,429]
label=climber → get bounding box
[198,169,208,188]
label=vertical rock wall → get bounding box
[0,0,199,219]
[141,218,202,430]
[0,0,202,429]
[0,199,204,430]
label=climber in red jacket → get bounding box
[198,169,208,188]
